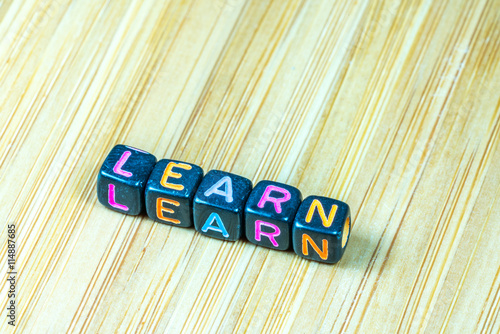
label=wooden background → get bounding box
[0,0,499,332]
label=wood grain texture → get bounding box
[0,0,499,332]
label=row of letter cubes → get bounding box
[97,145,352,264]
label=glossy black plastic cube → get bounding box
[193,170,252,241]
[97,144,157,215]
[145,159,203,227]
[292,196,351,264]
[245,181,302,250]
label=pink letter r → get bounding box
[255,220,280,247]
[257,185,291,214]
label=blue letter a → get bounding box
[201,212,229,238]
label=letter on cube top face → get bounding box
[97,145,157,215]
[145,159,204,227]
[193,170,253,241]
[245,181,302,250]
[292,196,351,264]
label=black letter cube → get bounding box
[145,159,203,227]
[193,170,252,241]
[97,144,157,215]
[245,181,302,250]
[292,196,351,264]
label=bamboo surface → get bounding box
[0,0,499,333]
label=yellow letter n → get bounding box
[305,199,338,228]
